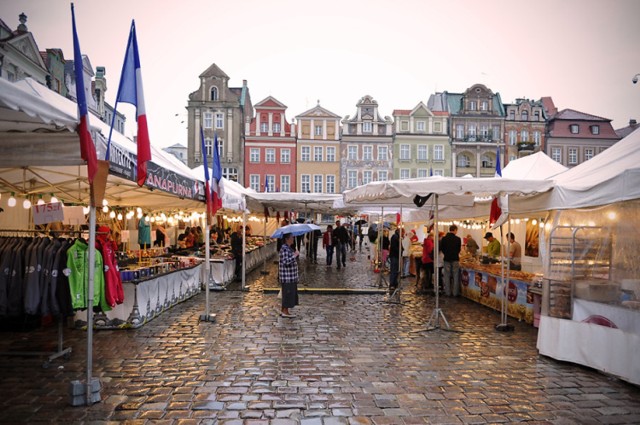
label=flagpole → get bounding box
[200,214,215,322]
[86,204,99,405]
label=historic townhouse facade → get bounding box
[545,108,619,168]
[503,98,546,163]
[0,14,48,85]
[430,84,505,177]
[295,103,341,194]
[186,63,252,184]
[340,95,393,191]
[392,102,450,178]
[244,96,296,192]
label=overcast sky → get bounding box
[4,0,640,149]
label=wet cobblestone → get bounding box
[0,247,638,424]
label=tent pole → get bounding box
[496,208,514,332]
[261,215,269,274]
[241,209,247,291]
[84,205,100,405]
[199,214,215,322]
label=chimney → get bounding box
[242,79,247,87]
[630,119,637,126]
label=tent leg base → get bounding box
[495,323,514,332]
[199,314,216,323]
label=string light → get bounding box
[37,195,45,206]
[102,205,109,213]
[117,213,123,220]
[50,193,58,204]
[109,211,116,219]
[7,192,16,207]
[23,198,31,209]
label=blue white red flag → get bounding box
[264,174,269,192]
[110,20,151,186]
[211,133,223,216]
[200,126,212,216]
[70,4,97,184]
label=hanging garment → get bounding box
[66,239,109,312]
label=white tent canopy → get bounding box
[502,151,568,180]
[0,78,205,211]
[244,192,347,215]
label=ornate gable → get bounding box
[255,96,287,110]
[7,32,46,70]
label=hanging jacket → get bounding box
[66,239,109,312]
[96,233,124,308]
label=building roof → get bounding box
[392,109,412,116]
[199,63,229,79]
[296,103,341,119]
[615,119,639,138]
[552,108,611,122]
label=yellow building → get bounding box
[295,102,342,194]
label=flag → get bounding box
[264,175,269,192]
[200,126,212,217]
[211,132,223,216]
[111,21,151,186]
[71,4,98,184]
[490,148,508,229]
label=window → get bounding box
[347,170,357,188]
[433,169,444,177]
[265,148,275,163]
[280,175,290,192]
[509,130,517,145]
[281,148,291,164]
[204,138,213,157]
[568,148,578,164]
[260,122,268,133]
[223,167,238,182]
[434,145,444,161]
[522,110,529,121]
[521,130,529,142]
[326,175,335,193]
[457,154,471,168]
[399,144,410,160]
[378,146,388,161]
[480,125,489,138]
[493,126,500,140]
[314,146,323,161]
[265,175,275,192]
[362,121,372,133]
[348,146,357,160]
[301,175,311,193]
[570,124,579,134]
[456,124,464,139]
[534,111,540,121]
[400,169,410,179]
[363,146,373,161]
[590,125,600,135]
[417,145,428,161]
[217,139,224,158]
[434,122,441,133]
[417,169,428,178]
[481,154,493,168]
[468,125,477,140]
[313,175,323,193]
[510,155,517,162]
[249,148,260,163]
[249,175,260,191]
[215,113,224,129]
[363,170,372,185]
[469,100,477,111]
[509,110,515,120]
[203,112,213,129]
[533,131,541,145]
[301,146,310,161]
[315,125,322,136]
[210,86,218,101]
[273,122,281,133]
[401,121,409,131]
[551,147,562,163]
[585,148,595,161]
[326,147,336,162]
[481,101,488,111]
[416,121,425,132]
[378,170,388,181]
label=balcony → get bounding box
[517,142,535,152]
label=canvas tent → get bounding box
[0,78,205,214]
[501,151,568,180]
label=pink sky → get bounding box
[3,0,639,148]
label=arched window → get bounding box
[521,110,529,121]
[210,86,218,101]
[481,154,493,168]
[457,154,470,168]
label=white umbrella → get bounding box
[271,223,321,238]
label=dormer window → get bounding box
[590,125,600,135]
[481,100,488,111]
[362,121,372,133]
[522,110,529,121]
[570,124,579,134]
[469,100,477,111]
[210,86,218,101]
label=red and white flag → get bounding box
[490,148,508,229]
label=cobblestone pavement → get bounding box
[0,247,638,424]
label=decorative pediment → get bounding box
[8,33,46,70]
[296,104,341,119]
[255,96,287,110]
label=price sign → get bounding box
[32,202,64,225]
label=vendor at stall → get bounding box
[483,232,501,260]
[506,232,522,270]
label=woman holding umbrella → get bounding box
[279,233,300,318]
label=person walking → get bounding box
[306,221,321,264]
[440,224,462,296]
[402,229,412,278]
[279,233,299,318]
[322,225,334,266]
[420,232,435,294]
[230,230,243,281]
[388,228,402,293]
[333,220,349,269]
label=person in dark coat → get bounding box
[388,228,402,293]
[439,224,462,296]
[279,233,299,318]
[230,230,243,281]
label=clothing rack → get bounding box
[0,232,78,367]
